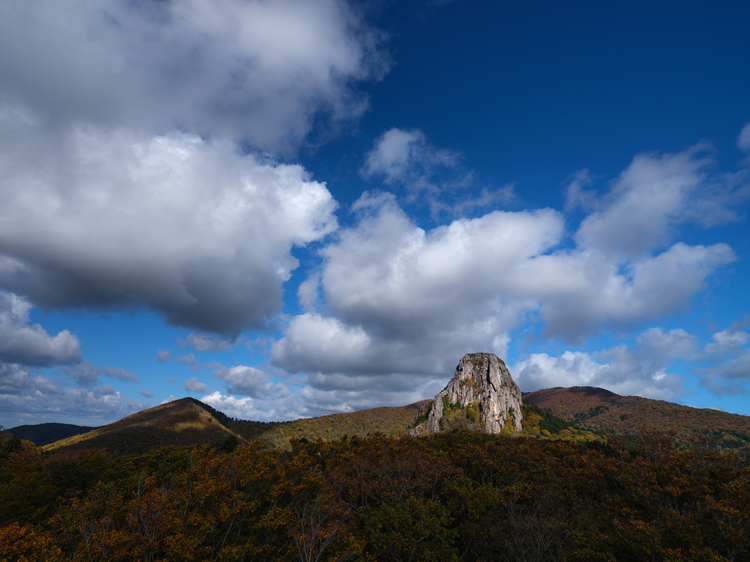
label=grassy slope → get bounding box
[525,386,750,452]
[43,398,242,455]
[256,401,430,448]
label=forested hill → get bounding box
[32,399,429,454]
[7,423,98,447]
[2,430,749,560]
[42,398,244,455]
[17,386,750,455]
[525,386,750,452]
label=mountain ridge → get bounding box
[11,385,750,454]
[41,397,243,455]
[524,386,750,452]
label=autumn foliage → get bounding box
[1,430,748,561]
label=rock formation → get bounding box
[410,353,523,435]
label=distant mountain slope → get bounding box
[257,401,430,448]
[8,423,98,446]
[524,386,750,451]
[41,387,749,455]
[44,398,242,455]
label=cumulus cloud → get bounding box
[0,363,58,396]
[699,352,750,396]
[297,371,445,416]
[272,193,559,380]
[185,377,210,393]
[0,117,338,335]
[0,363,147,426]
[273,312,510,379]
[705,325,749,355]
[361,128,509,217]
[512,328,696,400]
[178,333,234,352]
[200,392,258,420]
[176,354,198,367]
[212,364,289,398]
[0,291,80,367]
[156,350,172,363]
[139,389,154,398]
[698,324,750,395]
[0,0,387,152]
[362,128,458,184]
[272,144,742,405]
[536,241,735,339]
[576,144,746,257]
[64,361,139,387]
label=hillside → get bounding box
[38,386,750,454]
[43,398,243,455]
[8,423,98,447]
[39,399,430,453]
[524,386,750,452]
[254,401,430,448]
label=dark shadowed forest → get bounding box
[2,427,748,561]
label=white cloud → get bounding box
[513,327,695,401]
[272,191,561,383]
[179,333,235,352]
[699,351,750,396]
[0,363,59,395]
[0,363,148,426]
[185,377,210,393]
[362,128,508,218]
[738,122,750,153]
[705,327,749,355]
[698,325,750,395]
[362,128,458,183]
[0,291,80,367]
[156,349,172,363]
[64,361,139,387]
[0,118,338,335]
[577,145,707,256]
[102,366,139,384]
[0,0,387,152]
[200,392,258,420]
[575,144,749,258]
[272,143,741,406]
[64,362,102,388]
[563,169,597,213]
[536,242,735,339]
[139,389,154,398]
[212,364,289,398]
[299,371,443,414]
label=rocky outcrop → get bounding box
[410,353,523,435]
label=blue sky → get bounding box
[2,0,750,427]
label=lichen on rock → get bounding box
[410,352,523,435]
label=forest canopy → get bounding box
[1,429,748,561]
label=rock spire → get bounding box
[410,353,523,435]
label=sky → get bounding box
[2,0,750,428]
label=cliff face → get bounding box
[411,353,523,435]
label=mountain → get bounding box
[36,384,750,455]
[40,397,428,453]
[524,386,750,452]
[43,398,244,455]
[7,423,98,446]
[411,353,523,435]
[256,401,429,448]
